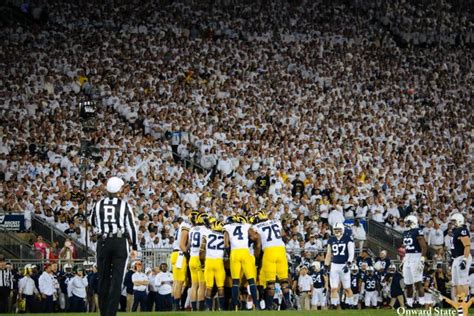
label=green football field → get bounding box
[10,310,474,316]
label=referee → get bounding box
[0,255,13,313]
[89,177,138,316]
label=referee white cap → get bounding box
[107,177,124,193]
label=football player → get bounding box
[223,215,260,310]
[324,222,354,309]
[423,268,435,308]
[402,215,428,308]
[350,263,361,309]
[310,261,328,310]
[187,212,209,311]
[450,213,472,300]
[170,210,191,311]
[251,211,291,310]
[374,250,391,272]
[201,220,226,310]
[386,264,404,309]
[362,266,379,308]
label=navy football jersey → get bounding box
[351,273,360,294]
[402,228,424,253]
[357,256,373,268]
[363,274,378,292]
[328,234,354,264]
[451,226,469,258]
[375,257,391,271]
[312,270,326,289]
[423,273,434,288]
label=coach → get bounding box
[89,177,138,316]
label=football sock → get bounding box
[198,300,205,310]
[174,298,181,310]
[248,279,259,309]
[406,297,413,307]
[331,297,339,306]
[265,291,274,310]
[418,296,425,305]
[218,296,225,310]
[283,291,291,308]
[205,297,212,310]
[191,301,197,311]
[232,279,240,309]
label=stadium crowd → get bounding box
[0,0,473,312]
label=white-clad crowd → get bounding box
[1,0,472,261]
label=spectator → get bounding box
[68,267,88,313]
[38,263,55,313]
[155,263,173,312]
[296,266,313,311]
[131,261,149,312]
[33,236,48,259]
[352,219,367,252]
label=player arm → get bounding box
[179,229,189,253]
[125,203,138,251]
[249,228,261,259]
[417,235,428,258]
[460,236,471,259]
[347,240,355,264]
[199,236,207,262]
[324,245,332,267]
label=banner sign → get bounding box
[0,214,25,231]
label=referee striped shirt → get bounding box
[0,268,13,289]
[89,196,138,251]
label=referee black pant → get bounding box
[97,237,128,316]
[0,287,10,313]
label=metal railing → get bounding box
[367,219,403,250]
[32,216,94,259]
[0,231,42,260]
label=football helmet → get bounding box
[350,263,359,275]
[312,261,321,272]
[190,211,200,225]
[226,215,247,225]
[196,212,208,225]
[374,261,383,271]
[250,211,268,224]
[366,266,374,275]
[204,216,217,228]
[333,222,345,239]
[404,215,419,229]
[450,213,464,227]
[388,264,397,273]
[63,263,72,272]
[211,221,224,232]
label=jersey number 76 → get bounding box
[262,224,281,242]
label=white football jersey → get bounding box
[205,230,225,259]
[189,226,208,257]
[224,223,251,250]
[253,219,285,250]
[172,221,191,250]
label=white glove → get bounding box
[417,256,425,273]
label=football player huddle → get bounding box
[169,210,471,311]
[170,209,290,311]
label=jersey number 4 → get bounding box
[332,244,346,256]
[262,224,281,242]
[233,226,244,240]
